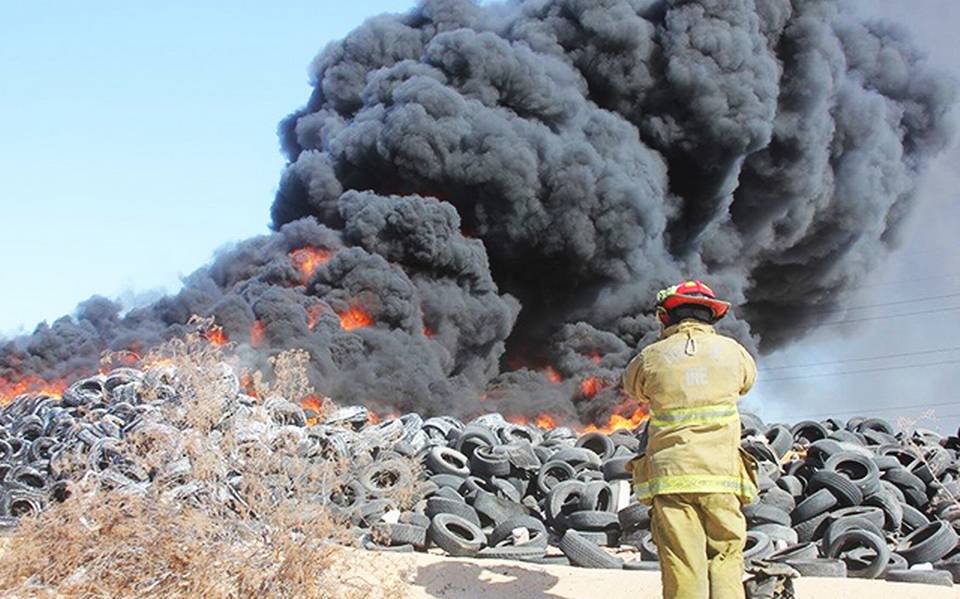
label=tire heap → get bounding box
[740,415,960,587]
[2,369,960,588]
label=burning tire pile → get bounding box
[1,365,960,588]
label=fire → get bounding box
[582,405,649,435]
[306,303,329,330]
[240,371,260,398]
[580,376,605,398]
[301,394,326,426]
[338,305,374,331]
[290,246,332,285]
[0,376,67,405]
[250,320,265,347]
[544,366,562,384]
[367,411,382,425]
[424,324,435,338]
[590,351,601,365]
[205,327,228,347]
[535,414,557,430]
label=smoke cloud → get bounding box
[1,0,955,425]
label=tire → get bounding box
[807,471,862,508]
[521,555,571,566]
[768,542,819,563]
[489,515,549,549]
[795,512,832,543]
[752,524,798,546]
[821,515,885,551]
[426,496,481,527]
[575,529,620,547]
[824,452,881,496]
[639,531,659,561]
[478,544,547,560]
[546,481,586,525]
[425,447,470,477]
[559,530,624,569]
[829,506,885,529]
[374,522,427,549]
[618,503,651,532]
[935,560,960,584]
[792,489,839,524]
[885,569,954,586]
[897,521,959,565]
[760,487,796,513]
[472,490,524,526]
[765,425,794,458]
[576,433,616,460]
[883,467,926,494]
[580,481,615,512]
[776,475,804,498]
[551,448,602,469]
[601,456,632,481]
[863,489,904,532]
[744,503,791,527]
[784,558,847,578]
[901,503,930,533]
[537,461,576,496]
[624,560,661,571]
[792,421,829,445]
[400,512,431,528]
[857,418,895,435]
[429,513,485,557]
[825,529,889,580]
[470,445,511,478]
[744,531,774,563]
[566,510,619,531]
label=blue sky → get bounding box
[0,0,419,335]
[1,1,958,426]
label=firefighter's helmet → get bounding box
[656,280,731,325]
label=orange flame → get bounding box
[581,405,648,434]
[0,376,67,405]
[544,366,562,384]
[367,411,382,425]
[580,376,605,398]
[590,351,602,365]
[250,320,265,347]
[205,327,229,347]
[240,371,260,398]
[301,394,325,426]
[306,303,329,330]
[338,305,374,331]
[424,324,435,338]
[290,247,332,285]
[535,414,557,430]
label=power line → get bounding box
[799,293,960,318]
[761,346,960,371]
[849,271,960,290]
[781,305,960,332]
[757,359,960,383]
[791,399,960,420]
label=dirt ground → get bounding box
[387,552,960,599]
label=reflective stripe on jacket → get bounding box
[623,320,759,504]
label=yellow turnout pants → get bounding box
[651,493,746,599]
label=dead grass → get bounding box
[0,319,413,598]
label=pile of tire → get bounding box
[741,414,960,587]
[360,413,644,570]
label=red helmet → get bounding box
[656,280,731,325]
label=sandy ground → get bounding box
[367,551,960,599]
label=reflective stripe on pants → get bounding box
[651,493,746,599]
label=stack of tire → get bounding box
[361,414,648,569]
[741,414,960,587]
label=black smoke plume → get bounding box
[1,0,955,425]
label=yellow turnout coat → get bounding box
[623,320,759,504]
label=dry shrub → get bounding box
[0,485,408,598]
[0,319,413,598]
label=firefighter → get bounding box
[623,280,758,599]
